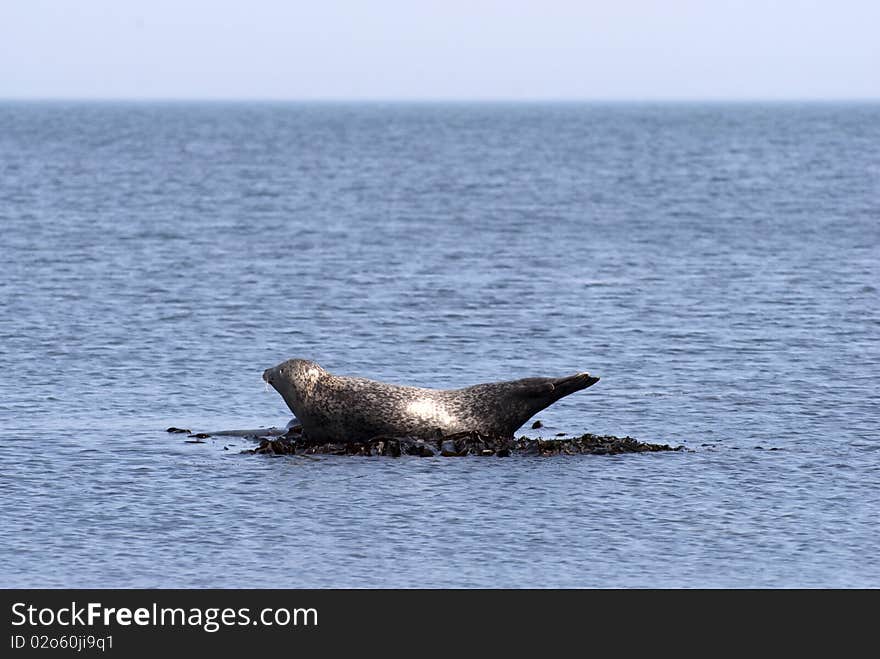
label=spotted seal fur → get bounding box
[262,359,599,443]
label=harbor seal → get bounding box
[262,359,599,443]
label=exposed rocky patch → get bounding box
[242,428,682,457]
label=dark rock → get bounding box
[404,440,426,456]
[531,420,543,429]
[166,427,191,434]
[188,433,211,439]
[238,428,683,458]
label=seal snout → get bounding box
[262,367,276,385]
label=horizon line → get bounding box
[1,96,879,104]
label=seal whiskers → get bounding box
[262,359,599,443]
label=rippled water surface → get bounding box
[1,102,878,587]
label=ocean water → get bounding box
[0,102,878,588]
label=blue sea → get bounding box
[1,102,878,587]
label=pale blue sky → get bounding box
[1,0,878,100]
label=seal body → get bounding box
[262,359,599,443]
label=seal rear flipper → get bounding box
[548,372,600,400]
[514,378,557,397]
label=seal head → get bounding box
[263,359,326,415]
